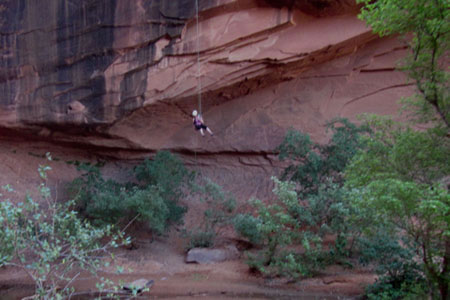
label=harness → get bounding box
[193,117,202,127]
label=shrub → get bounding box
[0,157,128,299]
[233,120,369,280]
[185,230,215,249]
[234,175,359,280]
[71,151,189,234]
[233,214,262,245]
[184,179,236,249]
[365,279,428,300]
[272,249,325,279]
[135,151,189,199]
[233,178,327,279]
[277,118,370,197]
[133,151,190,225]
[359,233,429,300]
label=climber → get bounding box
[192,110,213,136]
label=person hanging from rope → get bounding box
[192,110,213,136]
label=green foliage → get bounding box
[238,119,370,279]
[271,252,316,280]
[358,232,417,277]
[71,151,189,234]
[346,116,450,187]
[357,0,449,127]
[185,230,215,249]
[359,234,429,300]
[355,2,449,295]
[184,179,236,249]
[278,118,370,196]
[353,206,430,300]
[366,276,428,300]
[234,178,352,279]
[134,151,191,224]
[198,179,236,232]
[345,116,450,299]
[234,179,298,275]
[0,160,128,299]
[233,214,262,245]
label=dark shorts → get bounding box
[194,123,207,130]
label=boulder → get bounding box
[123,279,154,293]
[186,245,240,264]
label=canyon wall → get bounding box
[0,0,414,199]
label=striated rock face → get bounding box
[0,0,414,198]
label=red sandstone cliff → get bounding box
[0,0,414,198]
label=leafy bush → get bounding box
[359,234,429,300]
[235,179,357,279]
[184,179,236,249]
[277,118,370,197]
[234,178,335,279]
[135,151,189,189]
[134,151,190,225]
[233,120,369,280]
[0,157,128,299]
[273,248,326,279]
[185,230,215,249]
[233,214,262,245]
[365,278,428,300]
[237,179,297,266]
[71,151,189,234]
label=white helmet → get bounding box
[192,110,198,117]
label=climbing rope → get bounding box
[195,0,202,116]
[194,0,201,165]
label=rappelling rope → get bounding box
[195,0,202,116]
[194,0,201,165]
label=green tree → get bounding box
[355,2,449,297]
[345,116,450,299]
[357,0,449,127]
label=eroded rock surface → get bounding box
[0,0,414,198]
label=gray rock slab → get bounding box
[123,278,154,293]
[186,245,240,264]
